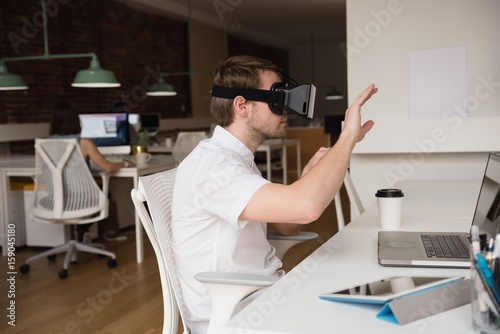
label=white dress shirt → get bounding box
[172,126,283,333]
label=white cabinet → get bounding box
[5,184,27,247]
[23,187,69,247]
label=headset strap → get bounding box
[211,85,283,104]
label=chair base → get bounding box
[20,239,117,279]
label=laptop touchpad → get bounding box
[385,240,416,249]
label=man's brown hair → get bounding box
[210,55,282,127]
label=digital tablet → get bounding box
[318,276,465,305]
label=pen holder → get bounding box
[471,250,500,333]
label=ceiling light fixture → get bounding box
[146,76,177,96]
[325,86,344,100]
[146,71,211,97]
[0,63,28,90]
[0,1,120,91]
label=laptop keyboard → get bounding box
[421,235,470,259]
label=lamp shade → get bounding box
[0,64,28,90]
[146,77,177,96]
[72,58,120,88]
[325,86,344,100]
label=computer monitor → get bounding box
[128,113,141,133]
[140,113,160,136]
[79,113,131,155]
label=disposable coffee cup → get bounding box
[389,277,415,294]
[375,188,404,230]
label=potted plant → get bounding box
[131,129,149,155]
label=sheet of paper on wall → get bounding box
[409,46,467,120]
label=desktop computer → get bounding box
[79,113,131,155]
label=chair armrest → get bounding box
[195,271,280,286]
[267,231,318,259]
[195,272,279,334]
[97,172,111,196]
[266,230,318,241]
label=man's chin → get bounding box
[267,129,287,140]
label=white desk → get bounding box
[149,138,301,184]
[0,154,176,263]
[223,179,482,333]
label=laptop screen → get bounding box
[472,153,500,238]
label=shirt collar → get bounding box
[212,126,255,164]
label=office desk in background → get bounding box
[223,179,482,333]
[149,138,301,184]
[0,154,176,263]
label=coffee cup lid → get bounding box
[375,189,404,198]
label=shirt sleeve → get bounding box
[188,150,270,228]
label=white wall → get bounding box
[347,0,500,119]
[346,0,500,209]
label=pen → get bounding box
[480,234,488,252]
[486,237,495,267]
[471,225,481,256]
[473,270,494,325]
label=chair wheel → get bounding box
[20,264,30,273]
[58,269,68,279]
[47,254,57,261]
[107,259,117,268]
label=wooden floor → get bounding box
[1,187,349,334]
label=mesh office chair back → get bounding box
[32,138,108,222]
[132,168,190,334]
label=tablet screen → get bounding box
[319,276,464,304]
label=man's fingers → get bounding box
[362,120,375,132]
[353,84,378,106]
[358,120,375,142]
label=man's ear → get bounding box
[233,96,248,118]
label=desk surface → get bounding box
[0,154,175,172]
[223,179,482,333]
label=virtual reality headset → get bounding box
[211,81,316,120]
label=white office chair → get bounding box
[131,168,318,334]
[19,138,117,279]
[172,131,207,163]
[334,169,365,231]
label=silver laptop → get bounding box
[378,153,500,268]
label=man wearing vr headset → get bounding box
[171,55,377,333]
